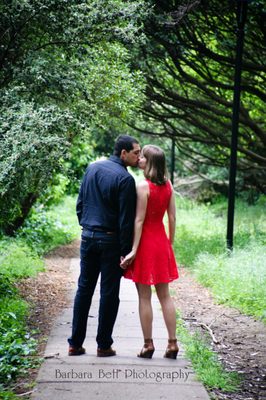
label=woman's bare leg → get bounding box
[155,283,176,339]
[136,283,153,339]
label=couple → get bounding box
[68,135,179,359]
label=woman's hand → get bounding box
[120,250,136,269]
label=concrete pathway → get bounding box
[31,258,210,400]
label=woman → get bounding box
[120,144,179,359]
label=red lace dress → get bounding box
[124,179,178,285]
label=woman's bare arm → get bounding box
[120,180,149,268]
[167,181,176,245]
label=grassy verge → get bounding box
[174,195,266,322]
[176,312,241,392]
[174,195,265,266]
[0,270,41,399]
[0,195,79,398]
[194,243,266,321]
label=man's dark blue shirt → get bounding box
[76,155,136,256]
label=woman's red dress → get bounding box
[124,179,178,285]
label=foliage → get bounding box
[0,386,18,399]
[174,194,266,321]
[0,275,17,298]
[0,0,147,235]
[128,0,266,191]
[175,312,240,391]
[0,0,148,89]
[0,240,40,390]
[194,243,266,322]
[17,195,80,254]
[0,99,73,235]
[61,135,97,196]
[0,297,38,385]
[17,207,70,255]
[0,270,38,387]
[45,195,81,240]
[0,195,79,283]
[0,240,44,279]
[0,194,79,394]
[174,195,265,266]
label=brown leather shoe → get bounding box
[97,347,116,357]
[68,346,86,356]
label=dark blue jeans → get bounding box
[68,230,123,350]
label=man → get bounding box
[68,135,140,357]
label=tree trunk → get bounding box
[3,193,38,236]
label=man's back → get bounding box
[77,155,136,256]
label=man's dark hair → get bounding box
[113,135,139,156]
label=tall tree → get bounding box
[0,0,147,234]
[129,0,266,192]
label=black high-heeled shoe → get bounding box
[138,338,155,359]
[164,339,179,359]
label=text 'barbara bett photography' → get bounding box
[55,367,193,383]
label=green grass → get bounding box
[0,285,39,390]
[174,194,266,322]
[176,313,241,392]
[174,195,265,267]
[0,195,80,397]
[0,240,44,279]
[0,387,18,399]
[17,195,80,255]
[194,243,266,322]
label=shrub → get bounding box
[18,195,80,255]
[0,298,38,384]
[0,240,44,279]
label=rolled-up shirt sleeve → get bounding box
[118,175,136,256]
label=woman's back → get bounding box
[144,179,172,225]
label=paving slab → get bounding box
[31,258,210,400]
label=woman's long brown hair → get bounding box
[142,145,168,185]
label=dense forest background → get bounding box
[0,0,265,234]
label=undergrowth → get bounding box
[174,195,266,322]
[0,195,79,398]
[175,313,241,392]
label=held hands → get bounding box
[120,250,136,270]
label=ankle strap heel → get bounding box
[164,339,179,359]
[138,339,155,359]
